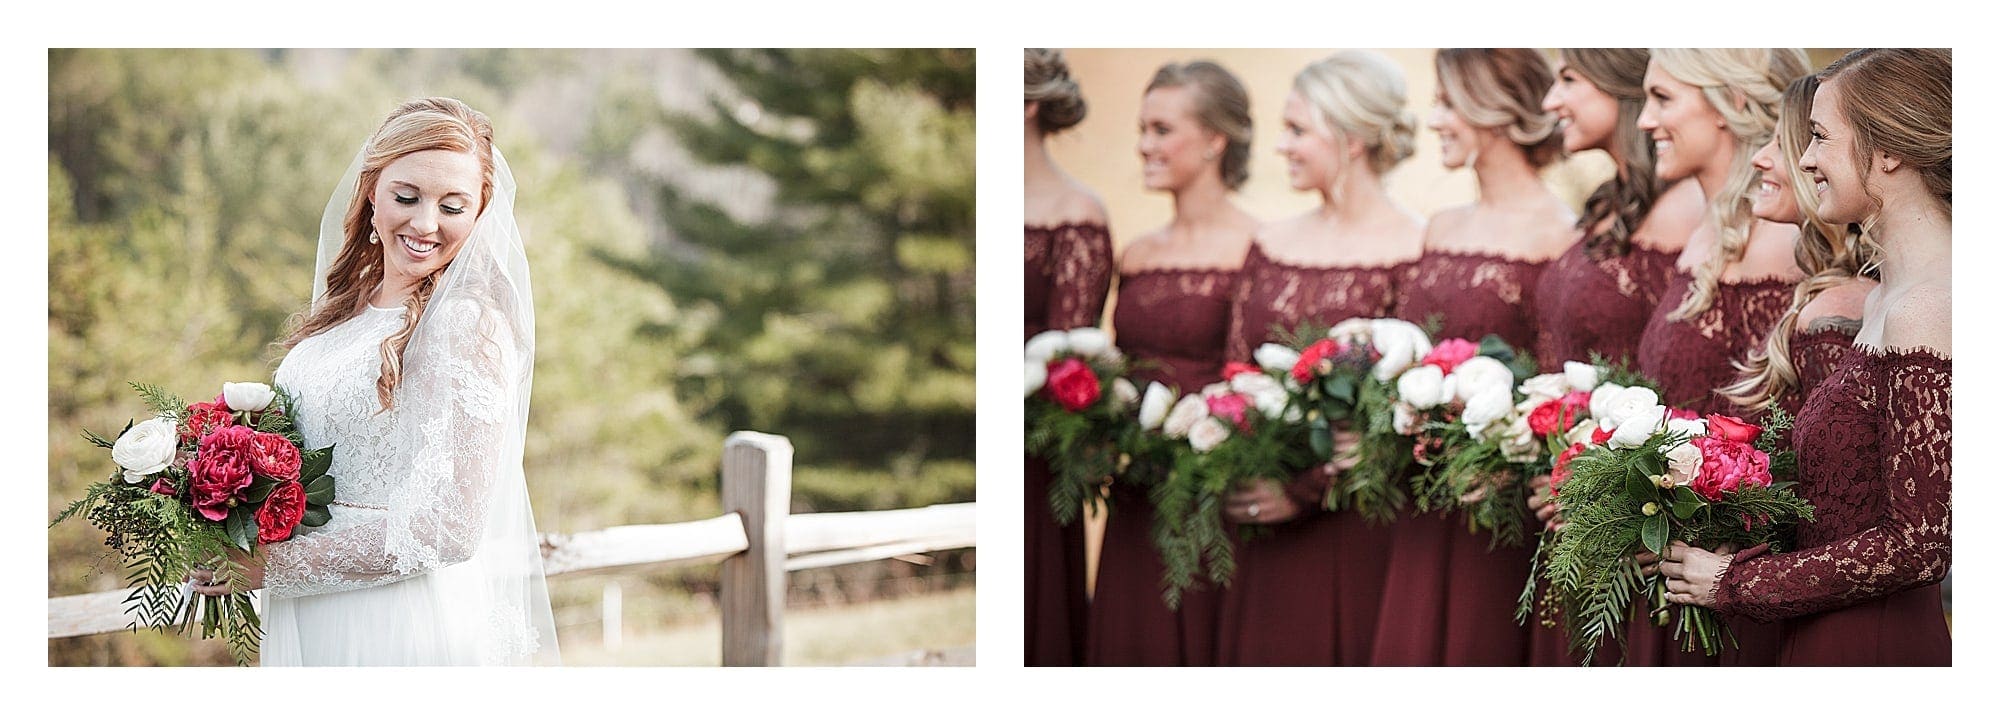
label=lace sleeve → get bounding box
[1045,224,1114,330]
[263,300,519,599]
[1714,354,1952,621]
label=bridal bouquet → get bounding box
[1025,327,1138,526]
[1144,365,1310,608]
[52,381,336,665]
[1393,336,1541,548]
[1521,380,1811,664]
[1254,317,1430,522]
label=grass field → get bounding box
[557,584,975,666]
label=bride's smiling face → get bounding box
[370,149,484,286]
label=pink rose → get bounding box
[188,425,257,521]
[1688,436,1774,501]
[1205,392,1252,432]
[1045,358,1100,412]
[1420,338,1478,375]
[1706,414,1763,444]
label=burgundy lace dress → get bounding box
[1637,272,1796,418]
[1214,243,1404,666]
[1086,267,1238,666]
[1370,251,1547,666]
[1530,238,1681,666]
[1025,222,1114,666]
[1712,348,1952,666]
[1783,327,1861,417]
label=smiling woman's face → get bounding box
[371,148,484,287]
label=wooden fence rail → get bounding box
[47,431,976,666]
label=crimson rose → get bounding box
[256,480,307,544]
[1045,358,1100,412]
[1528,391,1593,437]
[1292,339,1341,383]
[189,425,257,521]
[1705,414,1763,443]
[181,396,234,442]
[248,432,303,479]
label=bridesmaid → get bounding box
[1086,59,1258,666]
[1024,48,1114,667]
[1630,49,1809,667]
[1662,48,1951,666]
[1217,50,1421,666]
[1524,48,1704,666]
[1370,48,1573,667]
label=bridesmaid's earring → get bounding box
[368,230,380,245]
[1203,150,1217,161]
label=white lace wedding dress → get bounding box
[261,298,548,665]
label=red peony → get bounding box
[255,480,308,544]
[1705,414,1763,444]
[1292,339,1341,384]
[188,425,257,521]
[1421,338,1479,375]
[1045,358,1101,412]
[1205,392,1252,431]
[1528,391,1594,437]
[1221,361,1263,381]
[1687,436,1773,501]
[1551,441,1588,489]
[247,432,303,479]
[181,396,235,442]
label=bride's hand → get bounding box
[189,549,267,596]
[1224,479,1302,525]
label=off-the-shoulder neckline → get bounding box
[1246,242,1417,271]
[1025,221,1110,234]
[1118,264,1239,278]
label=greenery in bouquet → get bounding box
[1401,335,1542,548]
[1257,318,1433,523]
[51,381,337,665]
[1024,327,1138,526]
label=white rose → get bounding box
[1565,418,1600,447]
[1230,372,1289,420]
[1162,394,1210,438]
[1450,356,1516,404]
[1327,318,1374,345]
[112,416,180,482]
[1188,417,1231,453]
[1254,343,1302,373]
[1666,417,1707,440]
[1065,327,1113,358]
[1462,388,1514,437]
[1369,319,1433,381]
[1518,373,1570,402]
[1396,365,1447,410]
[1564,361,1603,393]
[1607,404,1666,449]
[1023,330,1070,362]
[1138,383,1175,431]
[222,381,275,412]
[1112,377,1140,408]
[1603,387,1662,431]
[1589,383,1625,423]
[1025,360,1047,397]
[1392,401,1419,435]
[1663,442,1704,486]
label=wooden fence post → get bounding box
[720,431,792,666]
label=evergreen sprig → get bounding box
[1149,414,1311,608]
[1328,375,1409,522]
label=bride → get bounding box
[190,97,560,666]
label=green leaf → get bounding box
[223,510,254,551]
[300,505,330,528]
[1641,513,1669,556]
[1624,462,1659,505]
[1309,421,1332,461]
[303,473,335,506]
[299,446,334,480]
[1633,450,1667,477]
[1476,334,1514,362]
[1326,373,1356,405]
[245,476,280,503]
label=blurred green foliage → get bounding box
[48,48,975,665]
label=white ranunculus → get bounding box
[1230,372,1289,420]
[1162,394,1210,438]
[1327,318,1374,345]
[1603,386,1662,431]
[112,416,179,482]
[1461,388,1514,437]
[1666,417,1708,440]
[1607,404,1666,449]
[1450,356,1516,404]
[1188,417,1232,453]
[222,381,275,412]
[1138,383,1175,431]
[1499,416,1542,463]
[1254,343,1302,373]
[1112,377,1140,408]
[1663,442,1704,486]
[1392,401,1419,435]
[1369,319,1432,381]
[1023,330,1070,362]
[1065,327,1113,358]
[1565,418,1600,446]
[1564,361,1603,393]
[1589,383,1624,423]
[1396,365,1448,410]
[1025,360,1047,397]
[1518,373,1570,401]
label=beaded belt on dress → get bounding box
[331,500,389,511]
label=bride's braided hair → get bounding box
[280,97,496,411]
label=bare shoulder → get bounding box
[1737,220,1807,281]
[1633,179,1705,253]
[1056,180,1110,225]
[1880,281,1952,357]
[1423,203,1475,245]
[1117,227,1171,272]
[1797,277,1875,333]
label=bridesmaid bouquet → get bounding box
[1393,336,1542,548]
[1024,327,1139,526]
[1520,380,1812,664]
[1256,317,1431,522]
[51,381,337,665]
[1144,364,1311,608]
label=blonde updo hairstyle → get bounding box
[1434,48,1564,168]
[1025,48,1087,135]
[1146,60,1254,190]
[1292,50,1418,182]
[281,97,497,412]
[1652,48,1811,322]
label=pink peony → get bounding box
[188,425,257,521]
[1420,338,1479,375]
[1688,436,1774,501]
[1205,392,1252,432]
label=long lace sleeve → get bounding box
[263,300,519,599]
[1714,353,1952,622]
[1044,223,1114,330]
